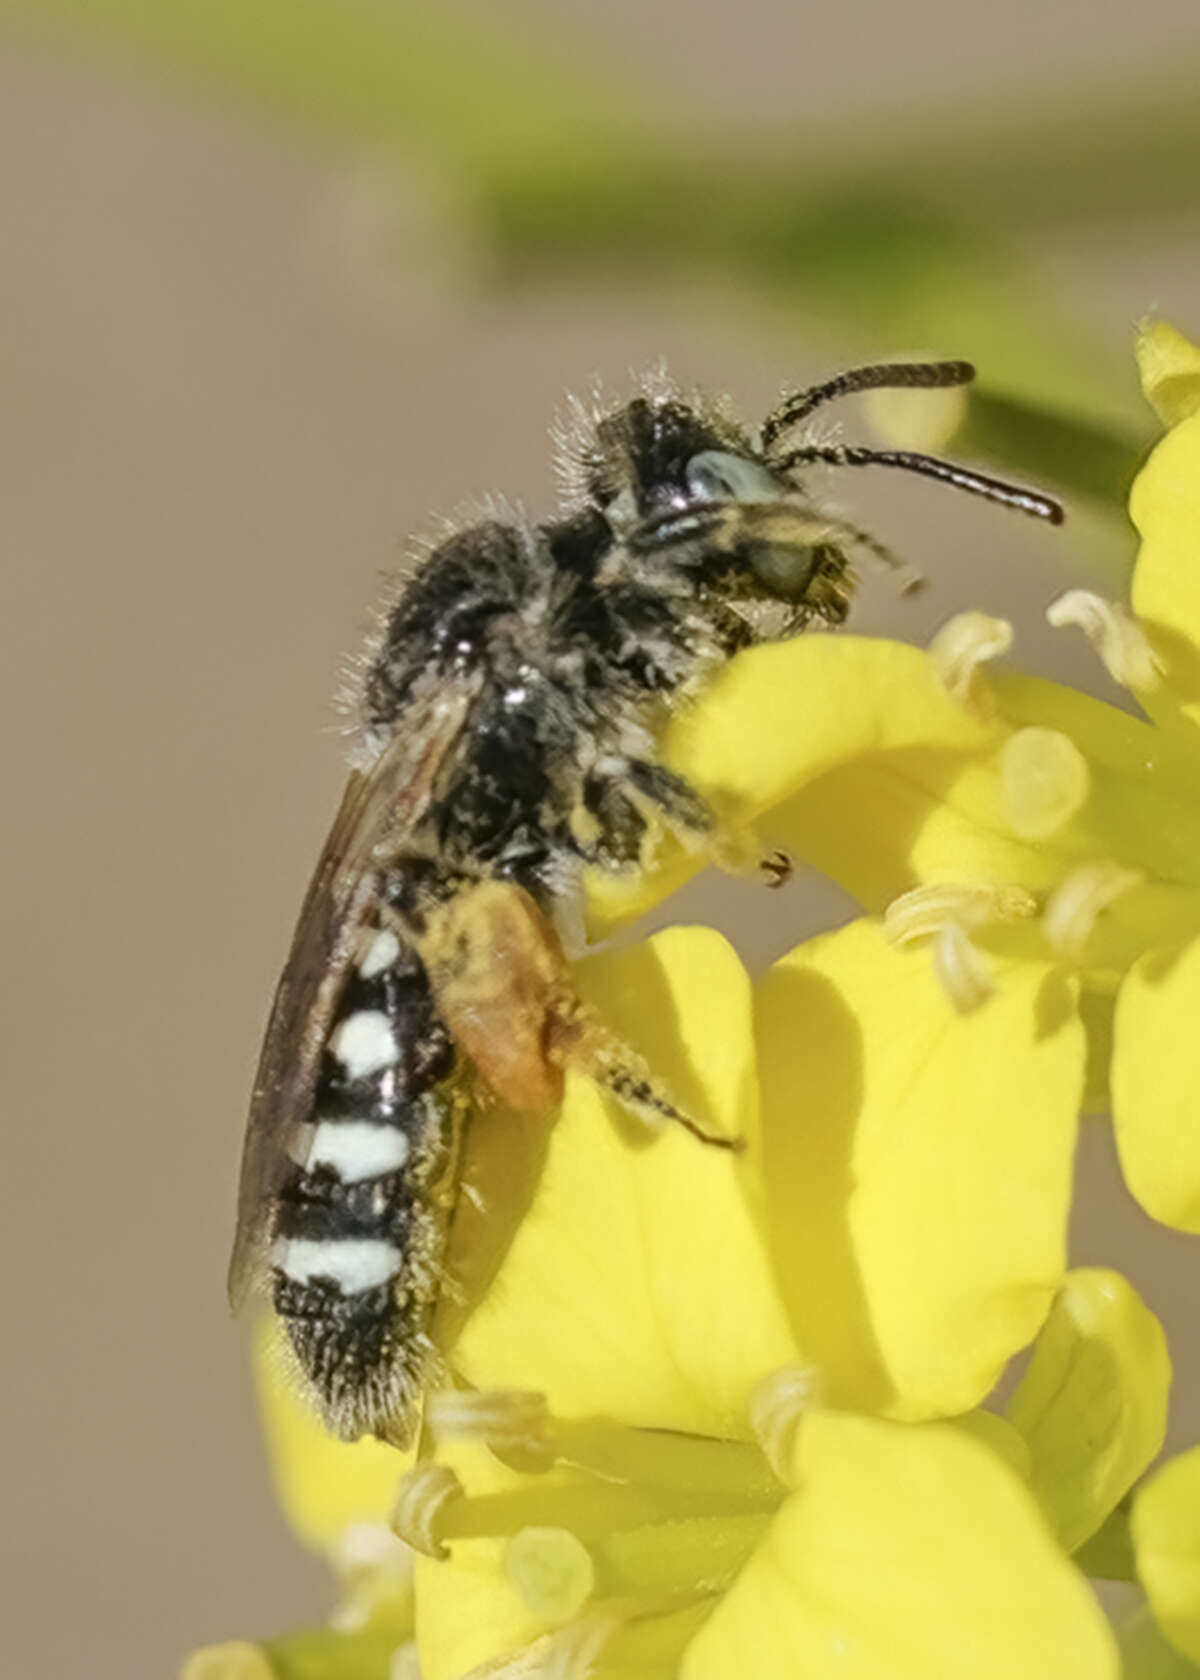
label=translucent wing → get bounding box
[227,678,481,1309]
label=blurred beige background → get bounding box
[3,6,1200,1674]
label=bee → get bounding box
[229,359,1062,1444]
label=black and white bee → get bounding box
[229,360,1062,1444]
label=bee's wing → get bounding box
[227,678,480,1310]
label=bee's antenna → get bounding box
[761,360,975,453]
[773,443,1064,525]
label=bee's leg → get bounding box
[545,994,742,1153]
[624,760,792,890]
[420,878,740,1151]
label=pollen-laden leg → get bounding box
[619,759,792,890]
[417,877,740,1152]
[270,923,465,1445]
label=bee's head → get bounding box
[585,394,846,615]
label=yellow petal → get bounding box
[251,1316,410,1552]
[754,920,1084,1419]
[1006,1268,1170,1551]
[1130,410,1200,722]
[415,1441,550,1680]
[587,636,996,931]
[681,1412,1118,1680]
[1112,937,1200,1231]
[1137,321,1200,428]
[446,926,799,1437]
[1133,1446,1200,1664]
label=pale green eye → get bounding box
[684,450,782,502]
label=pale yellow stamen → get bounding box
[327,1522,412,1632]
[1043,861,1144,960]
[933,919,994,1013]
[884,881,1036,946]
[429,1388,552,1468]
[750,1365,818,1485]
[928,611,1014,711]
[863,379,968,454]
[1001,727,1091,839]
[390,1461,463,1559]
[504,1527,597,1624]
[390,1645,422,1680]
[1046,590,1161,692]
[180,1645,272,1680]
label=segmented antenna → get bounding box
[773,443,1064,525]
[761,360,975,453]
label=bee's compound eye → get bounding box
[685,450,782,503]
[747,541,820,600]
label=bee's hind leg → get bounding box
[545,992,742,1153]
[419,877,741,1152]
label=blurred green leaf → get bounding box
[4,0,1176,506]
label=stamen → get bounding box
[390,1462,464,1559]
[884,882,1036,946]
[1043,861,1144,960]
[390,1645,421,1680]
[1001,727,1090,839]
[750,1366,818,1485]
[1046,590,1161,692]
[933,919,994,1013]
[862,379,969,454]
[928,611,1014,711]
[180,1645,272,1680]
[429,1388,552,1469]
[327,1522,412,1632]
[504,1527,596,1624]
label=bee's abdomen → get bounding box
[271,924,461,1441]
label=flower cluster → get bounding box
[190,323,1200,1680]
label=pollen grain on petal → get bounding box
[391,1461,464,1559]
[928,610,1014,711]
[1043,861,1145,961]
[1001,727,1091,840]
[933,919,994,1013]
[1046,590,1162,693]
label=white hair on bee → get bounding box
[550,362,748,514]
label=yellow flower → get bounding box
[221,929,1178,1677]
[587,320,1200,1239]
[189,325,1200,1674]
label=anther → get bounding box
[429,1388,553,1470]
[884,882,1036,946]
[390,1462,464,1559]
[390,1645,422,1680]
[180,1645,273,1680]
[1046,590,1161,692]
[1001,727,1090,839]
[1043,861,1144,960]
[863,378,969,455]
[933,920,994,1013]
[750,1366,819,1485]
[928,611,1014,710]
[504,1527,596,1624]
